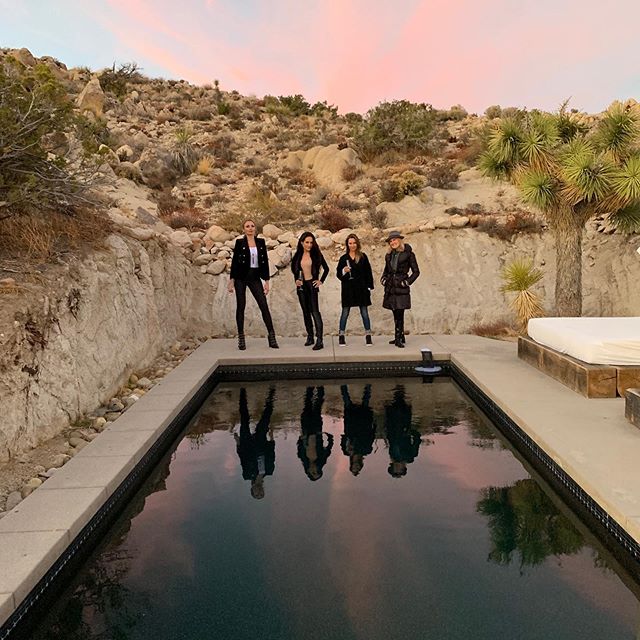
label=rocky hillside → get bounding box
[0,47,638,461]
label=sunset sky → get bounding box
[2,0,638,114]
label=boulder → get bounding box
[10,48,37,67]
[116,145,134,161]
[434,216,452,229]
[206,260,227,275]
[316,236,333,250]
[450,214,469,228]
[122,227,154,241]
[76,77,105,118]
[114,161,143,182]
[331,228,354,245]
[204,225,232,243]
[138,148,181,189]
[170,230,193,248]
[262,223,284,239]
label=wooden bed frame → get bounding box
[518,336,640,398]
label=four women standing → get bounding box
[229,225,421,349]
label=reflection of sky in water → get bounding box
[29,379,640,640]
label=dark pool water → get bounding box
[28,379,640,639]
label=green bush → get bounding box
[98,62,141,98]
[0,59,92,218]
[351,100,436,161]
[380,170,425,202]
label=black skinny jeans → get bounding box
[235,269,274,335]
[297,280,323,339]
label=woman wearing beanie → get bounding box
[381,231,420,348]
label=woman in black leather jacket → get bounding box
[290,231,329,350]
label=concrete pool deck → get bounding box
[0,333,639,630]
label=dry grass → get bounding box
[342,164,362,181]
[0,211,112,263]
[469,319,518,340]
[196,156,214,176]
[159,208,209,230]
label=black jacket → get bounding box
[336,253,374,308]
[381,243,420,310]
[230,236,270,281]
[291,252,329,284]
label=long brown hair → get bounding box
[345,233,362,263]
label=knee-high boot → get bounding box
[312,311,323,350]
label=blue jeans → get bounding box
[339,306,371,333]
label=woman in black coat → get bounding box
[290,231,329,350]
[381,231,420,348]
[228,219,278,350]
[297,386,333,481]
[336,233,374,346]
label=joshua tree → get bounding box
[480,102,640,316]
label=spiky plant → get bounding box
[171,126,199,176]
[480,101,640,316]
[500,260,545,333]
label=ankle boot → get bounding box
[304,335,314,346]
[312,337,324,351]
[267,332,279,349]
[393,327,404,348]
[338,335,346,346]
[365,334,373,345]
[238,334,246,350]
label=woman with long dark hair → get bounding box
[336,233,374,346]
[228,219,279,350]
[381,231,420,348]
[291,231,329,350]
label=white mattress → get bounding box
[527,317,640,365]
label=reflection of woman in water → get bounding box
[234,387,276,499]
[297,386,333,481]
[384,385,421,478]
[340,384,375,476]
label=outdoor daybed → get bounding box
[518,317,640,398]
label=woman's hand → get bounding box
[295,279,303,288]
[227,280,235,293]
[313,279,322,288]
[343,265,351,275]
[263,281,270,295]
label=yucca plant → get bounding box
[500,260,545,333]
[171,126,199,176]
[479,101,640,316]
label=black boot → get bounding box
[365,334,373,345]
[268,332,279,349]
[304,335,314,346]
[339,334,346,346]
[238,334,246,350]
[312,336,324,350]
[393,325,404,348]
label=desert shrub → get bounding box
[155,191,182,216]
[500,260,545,333]
[317,199,351,232]
[484,105,502,119]
[282,167,317,189]
[171,127,199,175]
[206,134,235,162]
[351,100,436,161]
[239,186,299,227]
[0,60,96,219]
[342,163,362,181]
[310,186,330,206]
[424,160,460,188]
[380,170,425,202]
[98,62,141,98]
[160,207,208,230]
[474,212,542,241]
[196,156,214,176]
[183,105,212,121]
[277,94,311,116]
[368,202,387,228]
[74,114,113,155]
[436,104,468,121]
[344,112,363,125]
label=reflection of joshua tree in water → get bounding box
[384,385,421,478]
[476,478,584,571]
[340,384,375,476]
[235,386,276,500]
[297,386,333,481]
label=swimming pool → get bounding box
[23,378,640,639]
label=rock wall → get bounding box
[1,228,638,459]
